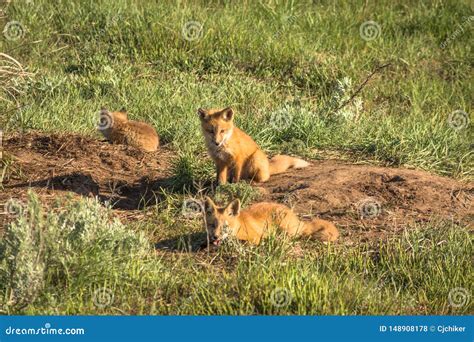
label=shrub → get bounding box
[0,192,149,312]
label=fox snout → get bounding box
[208,233,222,246]
[208,134,225,147]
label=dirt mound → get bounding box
[1,131,175,214]
[260,161,473,241]
[1,132,472,241]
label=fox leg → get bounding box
[216,162,228,185]
[246,152,270,183]
[231,159,243,183]
[253,165,270,182]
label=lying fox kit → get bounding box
[203,197,339,245]
[198,107,309,184]
[98,108,159,152]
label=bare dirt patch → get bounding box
[259,161,473,241]
[1,131,175,225]
[1,132,472,242]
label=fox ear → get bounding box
[221,107,234,121]
[204,196,216,215]
[226,199,241,216]
[198,108,208,121]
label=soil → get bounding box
[259,162,473,242]
[1,132,473,242]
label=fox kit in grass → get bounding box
[198,107,310,184]
[203,197,339,245]
[98,107,159,152]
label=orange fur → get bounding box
[98,108,159,152]
[198,107,309,184]
[203,197,339,245]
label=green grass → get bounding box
[1,0,472,178]
[0,0,473,315]
[0,193,472,315]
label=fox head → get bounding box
[98,107,128,138]
[203,196,241,245]
[197,107,234,147]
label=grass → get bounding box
[1,0,472,178]
[0,0,472,315]
[0,193,472,315]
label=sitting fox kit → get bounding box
[198,107,309,184]
[98,107,159,152]
[203,197,339,245]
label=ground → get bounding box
[2,131,472,243]
[0,0,472,315]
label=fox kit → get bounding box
[198,107,309,184]
[98,107,159,152]
[203,197,339,245]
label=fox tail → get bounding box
[268,155,310,175]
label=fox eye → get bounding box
[220,129,225,133]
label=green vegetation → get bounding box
[1,0,472,178]
[0,0,472,315]
[0,193,472,315]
